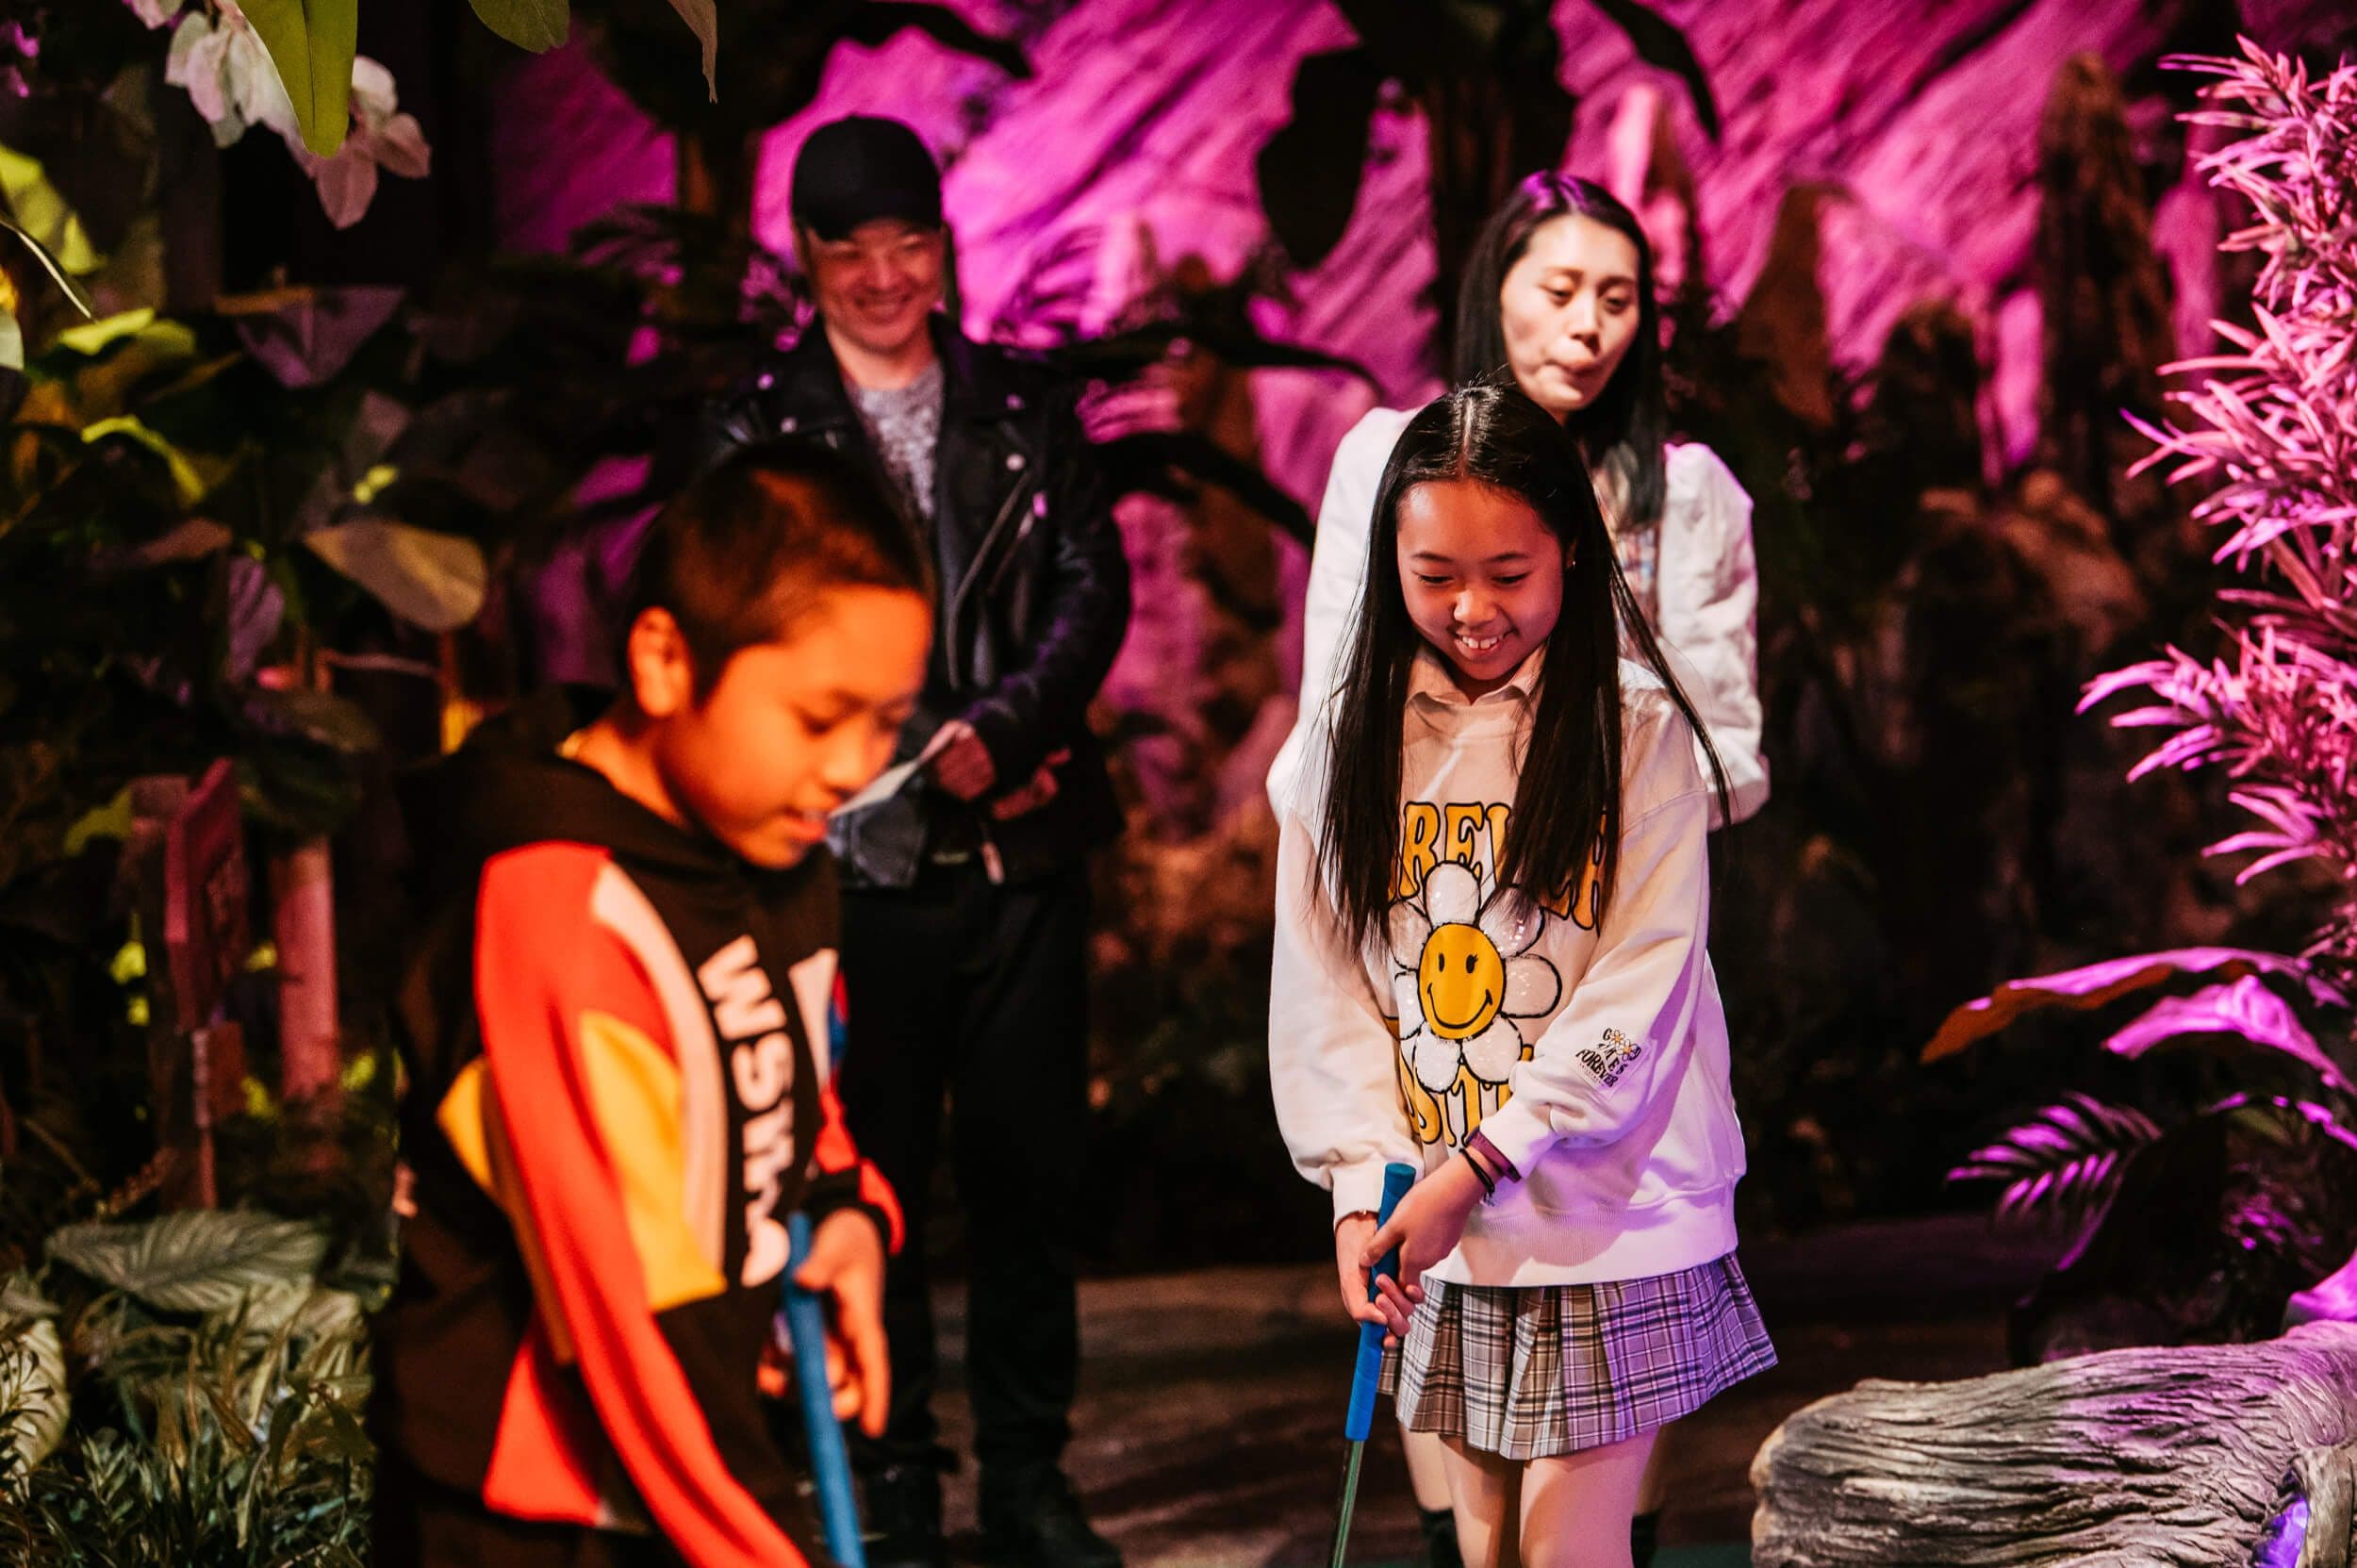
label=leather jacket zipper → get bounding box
[947,471,1039,689]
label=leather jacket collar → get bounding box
[762,313,1037,438]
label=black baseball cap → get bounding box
[789,116,944,241]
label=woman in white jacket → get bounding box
[1271,174,1767,834]
[1268,174,1767,1568]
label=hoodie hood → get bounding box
[403,686,810,913]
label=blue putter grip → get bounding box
[1343,1162,1418,1443]
[785,1213,866,1568]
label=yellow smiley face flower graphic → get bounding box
[1389,860,1561,1113]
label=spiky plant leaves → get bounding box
[1950,1092,2165,1234]
[0,1315,67,1474]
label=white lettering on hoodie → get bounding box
[696,935,799,1287]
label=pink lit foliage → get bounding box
[1937,44,2357,1305]
[2097,41,2357,984]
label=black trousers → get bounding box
[837,862,1090,1477]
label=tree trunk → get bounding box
[674,121,764,327]
[1752,1323,2357,1566]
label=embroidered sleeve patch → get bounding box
[1574,1028,1644,1091]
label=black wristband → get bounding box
[1460,1148,1496,1199]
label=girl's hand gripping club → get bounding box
[1327,1161,1418,1568]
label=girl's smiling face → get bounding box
[1394,478,1569,699]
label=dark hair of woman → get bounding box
[1451,173,1670,534]
[1315,380,1726,955]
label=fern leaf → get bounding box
[1951,1093,2164,1234]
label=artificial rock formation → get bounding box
[1752,1322,2357,1567]
[491,0,2357,510]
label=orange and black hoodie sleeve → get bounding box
[470,844,808,1566]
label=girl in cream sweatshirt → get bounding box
[1269,382,1773,1568]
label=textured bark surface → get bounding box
[1751,1323,2357,1567]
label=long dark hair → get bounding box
[1315,381,1725,955]
[1452,174,1669,533]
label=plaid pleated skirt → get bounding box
[1381,1254,1776,1461]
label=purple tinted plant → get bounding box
[1937,43,2357,1311]
[2101,41,2357,982]
[1948,1092,2161,1236]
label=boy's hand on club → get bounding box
[793,1210,893,1437]
[1364,1158,1484,1308]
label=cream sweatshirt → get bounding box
[1269,651,1747,1286]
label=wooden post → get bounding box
[270,837,339,1107]
[129,760,253,1209]
[258,653,342,1110]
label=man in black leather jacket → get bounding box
[700,117,1129,1568]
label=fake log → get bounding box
[1751,1322,2357,1566]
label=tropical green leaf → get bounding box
[56,308,197,359]
[79,415,211,506]
[221,285,404,388]
[240,687,380,755]
[309,1384,373,1461]
[0,143,102,276]
[2104,974,2352,1095]
[223,555,287,685]
[468,0,570,52]
[239,0,360,157]
[0,214,95,321]
[47,1212,329,1313]
[0,1316,67,1473]
[62,785,135,857]
[304,518,488,633]
[0,306,19,373]
[1922,946,2332,1063]
[117,518,236,570]
[0,1277,56,1322]
[225,1282,365,1349]
[290,1288,364,1343]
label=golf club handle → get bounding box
[1343,1162,1419,1443]
[784,1213,867,1568]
